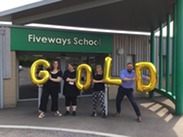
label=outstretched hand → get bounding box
[132,77,138,81]
[146,76,150,81]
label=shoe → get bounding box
[91,112,97,117]
[102,113,106,118]
[115,112,121,117]
[72,111,76,116]
[137,116,142,122]
[38,112,45,119]
[64,111,70,116]
[54,111,62,117]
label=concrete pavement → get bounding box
[0,96,183,137]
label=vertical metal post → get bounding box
[104,84,108,116]
[60,56,66,98]
[175,0,183,115]
[159,23,163,89]
[172,4,177,97]
[149,30,155,98]
[166,14,171,93]
[38,85,43,110]
[150,31,155,63]
[0,28,4,109]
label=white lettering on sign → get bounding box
[28,34,71,46]
[73,37,101,46]
[28,34,101,46]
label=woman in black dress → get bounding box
[92,65,106,118]
[63,63,80,116]
[38,60,62,118]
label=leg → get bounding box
[71,97,77,116]
[65,96,71,107]
[38,86,50,118]
[92,91,98,114]
[98,91,105,116]
[39,86,50,112]
[126,90,141,117]
[116,86,125,114]
[64,96,71,116]
[71,97,77,111]
[50,90,59,112]
[50,90,62,116]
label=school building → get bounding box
[0,0,183,115]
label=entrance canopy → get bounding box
[0,0,174,32]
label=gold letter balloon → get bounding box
[76,64,92,91]
[30,59,50,86]
[135,62,157,93]
[103,57,122,85]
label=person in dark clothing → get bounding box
[39,60,62,118]
[92,65,106,118]
[63,63,80,116]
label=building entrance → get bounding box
[18,52,107,100]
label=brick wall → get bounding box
[3,51,17,108]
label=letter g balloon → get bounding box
[30,59,50,86]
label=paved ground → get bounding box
[0,128,118,137]
[0,96,183,137]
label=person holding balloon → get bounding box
[91,65,106,118]
[63,63,80,116]
[115,62,149,122]
[38,60,62,118]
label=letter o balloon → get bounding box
[76,64,92,91]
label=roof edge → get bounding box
[0,0,60,17]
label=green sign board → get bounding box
[10,27,112,53]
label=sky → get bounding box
[0,0,173,36]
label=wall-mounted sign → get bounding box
[11,27,112,53]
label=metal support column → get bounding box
[175,0,183,115]
[172,4,177,97]
[159,24,163,89]
[149,30,155,98]
[0,28,4,109]
[166,15,171,93]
